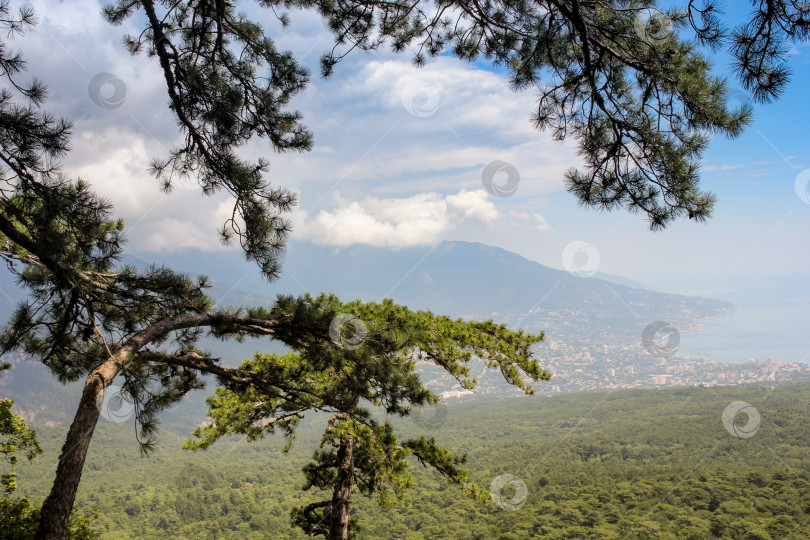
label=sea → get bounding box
[674,283,810,365]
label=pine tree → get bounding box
[102,1,810,230]
[184,295,546,539]
[0,364,98,539]
[1,1,808,538]
[103,0,312,279]
[0,2,313,536]
[0,6,544,537]
[311,0,808,228]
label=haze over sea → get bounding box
[126,241,810,372]
[666,275,810,365]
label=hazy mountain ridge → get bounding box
[0,241,735,427]
[117,242,732,343]
[271,241,733,342]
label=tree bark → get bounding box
[35,357,120,539]
[33,312,279,538]
[328,436,354,540]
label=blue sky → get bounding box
[12,1,810,333]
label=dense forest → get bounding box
[1,0,810,538]
[6,382,810,539]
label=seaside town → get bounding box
[425,340,810,400]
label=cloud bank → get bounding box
[11,4,572,254]
[294,189,547,248]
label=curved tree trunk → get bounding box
[328,435,354,540]
[32,313,273,538]
[35,358,120,540]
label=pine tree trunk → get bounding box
[35,359,119,539]
[328,436,354,540]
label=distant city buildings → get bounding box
[440,389,474,400]
[422,342,810,400]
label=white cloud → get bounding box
[2,1,807,302]
[446,189,499,222]
[6,2,810,295]
[293,189,546,248]
[284,57,579,199]
[10,6,576,256]
[506,210,550,231]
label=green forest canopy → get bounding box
[7,382,810,539]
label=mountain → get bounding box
[0,241,734,427]
[267,241,732,342]
[112,241,734,348]
[60,241,731,344]
[593,271,648,289]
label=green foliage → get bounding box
[0,1,312,438]
[103,0,312,278]
[92,1,809,232]
[185,294,546,449]
[305,0,806,228]
[0,397,41,494]
[184,293,544,536]
[1,365,97,538]
[0,499,98,540]
[0,0,233,451]
[12,382,810,539]
[3,1,810,535]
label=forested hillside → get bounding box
[7,382,810,539]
